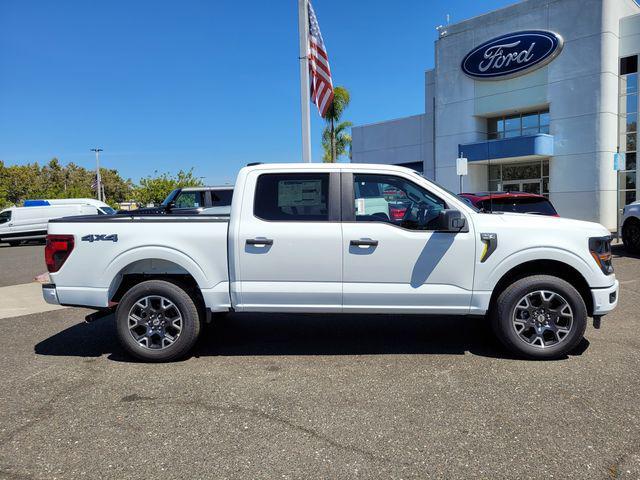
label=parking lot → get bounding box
[0,243,638,479]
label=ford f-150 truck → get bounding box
[42,163,619,361]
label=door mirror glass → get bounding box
[438,209,467,232]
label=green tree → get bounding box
[322,86,352,162]
[0,158,133,208]
[134,169,204,206]
[322,120,352,163]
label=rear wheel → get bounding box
[622,218,640,253]
[491,275,587,359]
[115,280,202,362]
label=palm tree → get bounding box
[322,120,352,162]
[322,86,351,162]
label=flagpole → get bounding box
[298,0,312,163]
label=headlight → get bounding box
[589,236,613,275]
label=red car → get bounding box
[458,192,559,216]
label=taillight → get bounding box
[589,236,613,275]
[390,207,406,220]
[45,234,74,273]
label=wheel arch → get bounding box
[108,258,203,307]
[488,259,594,316]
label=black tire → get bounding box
[8,241,20,247]
[622,218,640,254]
[491,275,587,360]
[115,280,202,362]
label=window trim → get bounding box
[252,171,340,223]
[341,172,455,232]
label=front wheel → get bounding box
[491,275,587,360]
[115,280,202,362]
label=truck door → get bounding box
[233,170,342,312]
[341,171,475,314]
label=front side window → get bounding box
[353,174,445,230]
[0,211,10,224]
[254,173,329,221]
[174,191,203,209]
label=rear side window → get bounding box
[0,211,10,224]
[480,197,557,215]
[254,173,329,221]
[211,189,233,206]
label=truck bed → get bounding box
[47,214,231,310]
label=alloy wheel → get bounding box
[512,290,573,348]
[127,295,183,350]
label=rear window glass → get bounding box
[479,197,557,215]
[211,189,233,206]
[254,173,329,221]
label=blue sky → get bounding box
[0,0,515,185]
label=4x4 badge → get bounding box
[81,234,118,243]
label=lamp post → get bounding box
[90,148,103,201]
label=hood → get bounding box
[471,211,610,237]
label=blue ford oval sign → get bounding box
[461,30,563,80]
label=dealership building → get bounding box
[351,0,640,230]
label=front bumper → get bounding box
[591,280,619,316]
[42,283,60,305]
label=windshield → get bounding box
[161,189,181,207]
[479,197,558,215]
[98,207,116,215]
[0,210,10,224]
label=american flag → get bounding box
[307,1,333,117]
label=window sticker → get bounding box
[278,180,322,207]
[355,198,366,215]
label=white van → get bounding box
[0,199,114,246]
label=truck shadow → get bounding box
[34,312,589,362]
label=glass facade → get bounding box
[487,110,550,140]
[488,160,550,197]
[619,55,638,214]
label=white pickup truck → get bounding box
[42,163,619,361]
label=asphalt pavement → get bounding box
[0,245,638,479]
[0,242,46,287]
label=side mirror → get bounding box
[165,202,175,212]
[438,209,467,232]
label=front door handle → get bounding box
[246,238,273,246]
[350,239,378,247]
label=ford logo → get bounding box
[461,30,563,80]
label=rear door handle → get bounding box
[350,239,378,247]
[246,238,273,246]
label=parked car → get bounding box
[459,192,559,216]
[122,186,234,215]
[43,163,617,362]
[0,199,114,246]
[621,200,640,253]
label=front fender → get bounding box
[478,246,607,291]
